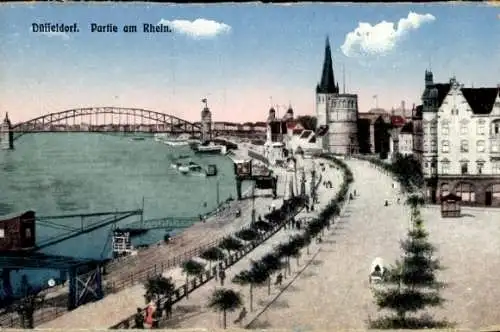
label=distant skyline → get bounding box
[1,3,499,124]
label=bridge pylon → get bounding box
[0,113,14,150]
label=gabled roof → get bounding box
[400,121,413,134]
[462,87,499,115]
[434,83,451,107]
[390,115,406,127]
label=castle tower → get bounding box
[0,113,14,150]
[201,98,212,143]
[266,107,276,143]
[421,70,439,178]
[315,36,359,155]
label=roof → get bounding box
[316,37,339,94]
[0,251,104,270]
[400,121,413,134]
[0,211,35,222]
[462,87,499,115]
[434,83,451,107]
[390,115,406,127]
[412,105,423,119]
[441,193,462,202]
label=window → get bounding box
[441,159,450,174]
[430,121,437,135]
[455,183,475,202]
[493,162,500,174]
[477,120,486,135]
[460,140,469,153]
[25,228,32,239]
[431,140,437,152]
[460,123,468,135]
[492,141,500,153]
[441,123,449,136]
[476,140,485,152]
[461,161,469,174]
[423,142,429,153]
[442,140,450,153]
[477,160,485,174]
[0,228,4,238]
[493,121,500,135]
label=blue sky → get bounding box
[0,3,499,123]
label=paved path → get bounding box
[168,158,343,330]
[248,158,500,330]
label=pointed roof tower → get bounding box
[316,36,339,94]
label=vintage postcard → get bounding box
[0,1,499,331]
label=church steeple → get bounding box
[316,36,339,94]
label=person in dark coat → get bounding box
[134,308,144,329]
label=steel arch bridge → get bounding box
[11,107,202,141]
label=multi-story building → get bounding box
[417,70,500,206]
[315,37,359,155]
[398,122,413,157]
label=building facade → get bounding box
[418,70,500,206]
[315,37,359,155]
[398,122,413,157]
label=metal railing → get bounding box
[110,202,307,329]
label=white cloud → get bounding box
[341,12,436,57]
[40,31,70,40]
[158,18,231,39]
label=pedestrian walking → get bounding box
[134,308,144,329]
[219,269,226,286]
[234,307,247,325]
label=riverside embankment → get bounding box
[37,149,333,329]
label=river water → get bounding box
[0,133,241,292]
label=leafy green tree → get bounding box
[207,288,243,329]
[275,240,301,275]
[252,220,273,233]
[200,247,225,272]
[218,236,244,255]
[182,259,205,299]
[235,229,259,242]
[144,275,176,303]
[258,253,284,295]
[232,262,269,312]
[371,209,447,328]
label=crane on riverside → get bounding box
[0,209,143,313]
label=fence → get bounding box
[0,170,322,329]
[110,199,307,329]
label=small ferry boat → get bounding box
[175,161,205,175]
[191,141,227,154]
[154,133,190,146]
[131,137,145,141]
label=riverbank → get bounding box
[36,145,310,329]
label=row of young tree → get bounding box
[141,195,309,328]
[366,156,451,329]
[206,155,355,329]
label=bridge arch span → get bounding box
[12,107,201,140]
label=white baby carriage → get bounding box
[369,257,386,285]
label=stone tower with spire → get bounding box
[0,113,13,150]
[315,37,359,155]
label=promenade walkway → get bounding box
[37,156,334,329]
[248,158,500,330]
[168,158,343,329]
